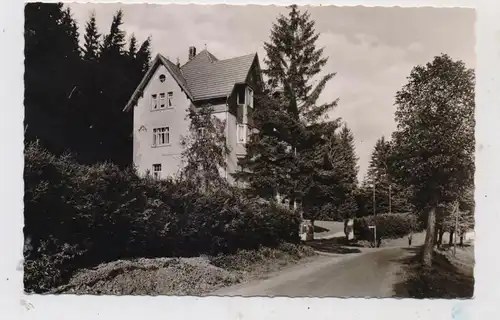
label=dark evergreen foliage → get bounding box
[24,3,152,166]
[236,5,345,217]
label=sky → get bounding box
[67,4,476,180]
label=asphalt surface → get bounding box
[210,237,425,298]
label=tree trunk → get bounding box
[460,234,464,246]
[423,205,436,268]
[433,228,439,247]
[437,229,445,247]
[449,230,454,245]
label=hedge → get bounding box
[353,213,418,241]
[24,143,301,292]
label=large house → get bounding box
[123,46,263,183]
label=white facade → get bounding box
[132,63,252,182]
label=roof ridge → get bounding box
[214,52,256,64]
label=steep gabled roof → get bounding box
[181,50,257,100]
[123,54,193,111]
[123,49,259,112]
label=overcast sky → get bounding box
[67,4,475,180]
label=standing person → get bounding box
[408,232,413,247]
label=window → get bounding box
[237,87,245,105]
[159,93,166,109]
[247,87,254,108]
[153,127,170,146]
[159,74,166,82]
[237,124,246,144]
[197,127,206,139]
[167,92,173,108]
[152,164,162,179]
[151,94,158,110]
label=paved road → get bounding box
[313,220,344,239]
[210,246,420,298]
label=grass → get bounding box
[393,245,474,298]
[52,243,316,295]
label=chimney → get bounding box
[188,46,196,61]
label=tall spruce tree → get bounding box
[336,125,359,220]
[100,9,126,59]
[83,11,100,61]
[128,34,138,58]
[24,3,82,155]
[136,36,152,74]
[238,5,340,211]
[299,121,341,221]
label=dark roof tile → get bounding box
[181,50,256,100]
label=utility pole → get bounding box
[388,184,392,214]
[293,146,302,220]
[372,182,376,217]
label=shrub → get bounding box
[24,143,301,292]
[353,212,418,241]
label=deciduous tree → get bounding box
[390,54,475,267]
[180,106,231,193]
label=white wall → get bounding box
[133,64,191,179]
[133,63,247,184]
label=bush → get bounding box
[24,143,301,292]
[353,212,417,241]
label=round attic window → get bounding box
[159,74,166,82]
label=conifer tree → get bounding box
[136,36,152,74]
[238,5,340,210]
[83,11,100,61]
[24,3,82,155]
[361,136,413,216]
[128,34,137,58]
[100,9,126,59]
[336,125,359,220]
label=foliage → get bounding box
[440,189,475,236]
[358,136,413,216]
[389,54,475,266]
[180,105,231,193]
[24,143,301,293]
[353,213,418,241]
[82,11,100,61]
[236,5,342,210]
[300,123,359,221]
[390,54,475,207]
[24,4,151,167]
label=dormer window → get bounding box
[159,74,166,82]
[237,85,254,107]
[237,87,245,105]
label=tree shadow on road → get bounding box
[392,247,474,298]
[307,237,362,254]
[313,225,330,233]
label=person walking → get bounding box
[408,232,413,247]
